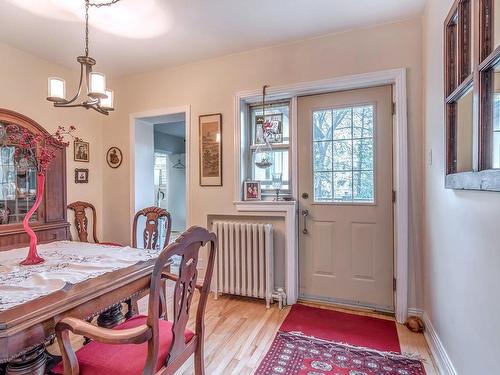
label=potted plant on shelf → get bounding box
[8,125,79,265]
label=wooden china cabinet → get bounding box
[0,109,69,250]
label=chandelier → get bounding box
[46,0,121,115]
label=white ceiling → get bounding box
[0,0,425,77]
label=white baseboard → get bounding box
[408,307,423,317]
[421,312,458,375]
[406,308,457,375]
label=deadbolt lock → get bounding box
[301,192,309,199]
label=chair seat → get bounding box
[52,315,194,375]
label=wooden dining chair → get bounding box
[132,206,172,250]
[127,207,173,319]
[67,201,121,246]
[53,226,217,375]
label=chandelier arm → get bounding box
[63,62,86,105]
[91,105,110,115]
[54,102,109,116]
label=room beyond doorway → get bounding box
[129,106,191,246]
[154,116,186,233]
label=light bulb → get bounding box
[47,77,66,102]
[89,72,107,98]
[100,90,114,111]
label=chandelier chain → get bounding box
[88,0,123,8]
[84,0,123,57]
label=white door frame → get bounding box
[234,69,408,323]
[129,105,191,243]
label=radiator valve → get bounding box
[271,288,287,310]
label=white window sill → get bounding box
[233,200,297,212]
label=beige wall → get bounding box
[103,18,424,309]
[423,1,500,373]
[0,41,105,240]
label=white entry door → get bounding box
[297,86,394,312]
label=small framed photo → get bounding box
[244,181,261,201]
[74,168,89,184]
[74,141,90,162]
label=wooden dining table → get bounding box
[0,241,168,375]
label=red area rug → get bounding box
[256,304,426,375]
[280,304,401,353]
[256,331,425,375]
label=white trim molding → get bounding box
[234,201,298,304]
[422,312,458,375]
[234,69,409,322]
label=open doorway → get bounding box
[130,107,190,248]
[153,115,186,235]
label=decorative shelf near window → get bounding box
[0,109,69,250]
[444,0,500,190]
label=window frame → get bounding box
[444,0,500,190]
[247,100,292,197]
[311,102,377,205]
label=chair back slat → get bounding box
[144,226,216,370]
[133,207,172,250]
[67,201,98,243]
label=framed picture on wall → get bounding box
[106,146,123,169]
[74,168,89,184]
[243,181,261,201]
[199,113,222,186]
[74,140,89,162]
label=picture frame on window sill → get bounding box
[243,181,261,201]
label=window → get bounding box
[249,101,290,194]
[313,105,375,203]
[154,151,169,203]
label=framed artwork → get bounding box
[243,181,261,201]
[74,168,89,184]
[199,113,222,186]
[74,140,89,162]
[255,113,283,144]
[106,146,123,169]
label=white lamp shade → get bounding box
[89,72,107,98]
[100,89,114,110]
[47,77,66,102]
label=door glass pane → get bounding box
[312,105,375,203]
[314,172,333,201]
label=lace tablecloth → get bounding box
[0,241,163,312]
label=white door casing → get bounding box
[233,68,408,322]
[297,86,394,312]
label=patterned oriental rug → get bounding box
[256,305,426,375]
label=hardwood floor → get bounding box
[51,293,437,374]
[153,294,438,375]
